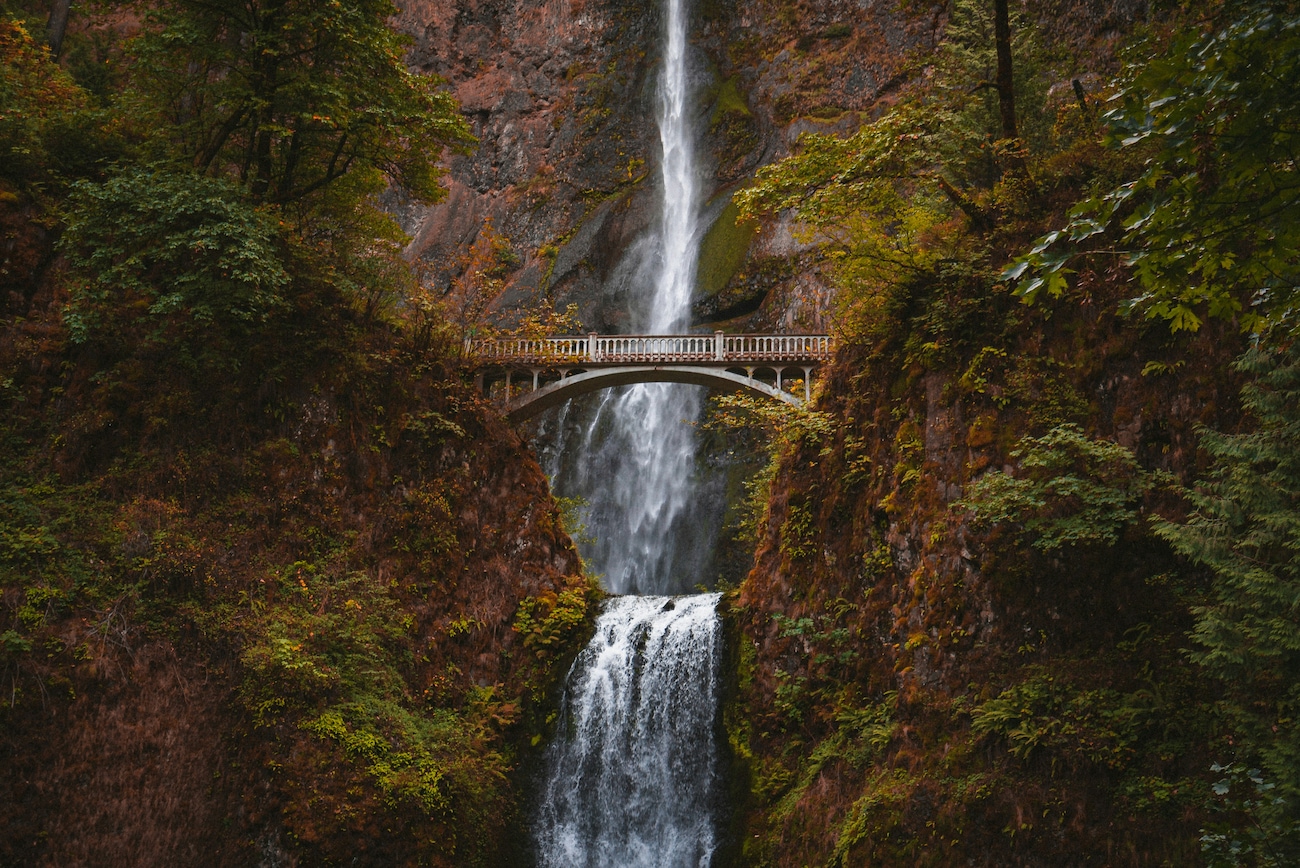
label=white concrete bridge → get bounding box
[467,332,832,421]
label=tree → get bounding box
[126,0,473,208]
[45,0,71,58]
[55,0,477,347]
[1007,6,1300,336]
[1154,343,1300,865]
[60,168,290,344]
[992,0,1017,140]
[0,17,86,186]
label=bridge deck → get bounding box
[467,332,831,367]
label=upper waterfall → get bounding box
[537,0,715,596]
[652,0,701,332]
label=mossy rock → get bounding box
[710,76,752,124]
[695,197,759,301]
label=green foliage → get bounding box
[553,494,597,551]
[512,579,600,662]
[1201,763,1299,868]
[1008,7,1300,336]
[230,563,409,720]
[827,768,913,867]
[1155,345,1300,681]
[780,499,816,561]
[774,610,860,671]
[192,550,517,845]
[60,167,290,342]
[127,0,474,206]
[971,669,1145,769]
[301,701,462,816]
[510,576,600,716]
[709,392,836,444]
[707,393,837,546]
[400,409,467,444]
[961,423,1162,550]
[736,102,955,278]
[1154,343,1300,862]
[769,694,897,823]
[930,0,1056,180]
[0,470,107,603]
[0,17,87,187]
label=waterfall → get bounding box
[535,0,727,864]
[539,0,708,596]
[535,595,724,868]
[652,0,702,333]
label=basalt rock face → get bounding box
[394,0,937,333]
[727,266,1245,865]
[396,0,1153,335]
[396,0,661,332]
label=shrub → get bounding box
[961,424,1164,550]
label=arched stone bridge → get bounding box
[467,332,832,422]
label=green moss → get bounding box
[710,76,751,125]
[695,197,759,300]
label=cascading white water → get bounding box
[542,0,708,596]
[535,594,724,868]
[534,1,727,865]
[651,0,701,333]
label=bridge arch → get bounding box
[467,332,831,422]
[500,365,803,422]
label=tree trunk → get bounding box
[46,0,73,60]
[993,0,1017,140]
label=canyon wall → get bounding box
[394,0,937,333]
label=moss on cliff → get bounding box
[695,197,760,303]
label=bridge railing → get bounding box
[722,334,830,359]
[467,336,592,363]
[467,332,831,365]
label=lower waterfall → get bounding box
[534,594,725,868]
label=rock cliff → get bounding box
[395,0,936,332]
